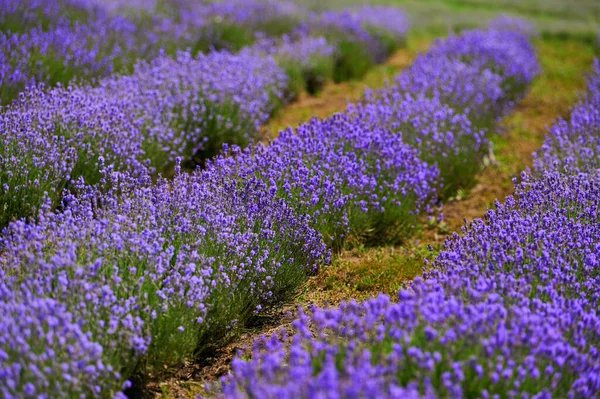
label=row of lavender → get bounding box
[0,20,538,397]
[0,0,408,106]
[214,58,600,399]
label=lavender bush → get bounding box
[385,28,539,126]
[310,6,409,82]
[363,27,539,197]
[348,93,487,199]
[215,113,439,249]
[250,35,335,97]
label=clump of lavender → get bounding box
[316,6,408,63]
[348,93,487,199]
[311,6,409,82]
[362,26,539,197]
[386,28,540,126]
[426,29,540,108]
[250,34,335,97]
[219,113,439,249]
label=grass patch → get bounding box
[298,243,439,304]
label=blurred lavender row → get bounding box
[214,33,600,399]
[0,0,410,105]
[534,58,600,174]
[0,19,538,397]
[0,0,194,104]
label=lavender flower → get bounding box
[348,93,487,198]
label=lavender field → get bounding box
[0,1,599,398]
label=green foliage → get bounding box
[333,40,375,83]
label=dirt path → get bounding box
[144,36,595,398]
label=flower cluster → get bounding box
[0,49,287,227]
[358,26,538,197]
[217,113,439,249]
[348,93,487,199]
[385,21,539,125]
[391,54,507,124]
